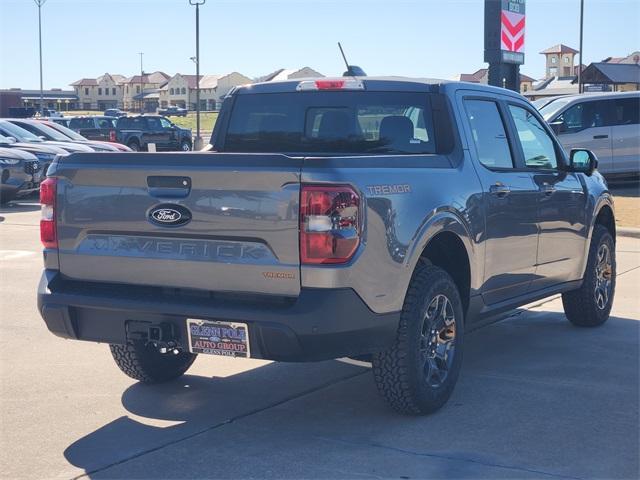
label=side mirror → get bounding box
[549,119,565,134]
[38,136,47,140]
[569,149,598,176]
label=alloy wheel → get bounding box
[420,294,457,388]
[594,243,613,310]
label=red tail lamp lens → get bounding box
[300,185,360,264]
[40,177,57,248]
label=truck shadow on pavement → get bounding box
[64,311,639,479]
[0,199,41,214]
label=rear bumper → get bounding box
[37,270,400,362]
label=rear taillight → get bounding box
[109,130,116,142]
[40,177,57,249]
[300,185,361,265]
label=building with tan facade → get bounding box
[71,73,126,110]
[122,71,170,111]
[159,72,252,111]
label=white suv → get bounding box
[538,91,640,178]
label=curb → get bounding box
[618,227,640,239]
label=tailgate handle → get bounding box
[147,176,191,198]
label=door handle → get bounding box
[489,183,511,197]
[147,176,191,198]
[541,184,556,195]
[593,134,608,139]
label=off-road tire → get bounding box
[109,342,197,383]
[562,225,616,327]
[372,264,464,415]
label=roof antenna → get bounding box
[338,42,367,77]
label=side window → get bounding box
[464,99,514,169]
[508,105,558,169]
[559,100,610,132]
[612,97,640,126]
[160,118,172,129]
[146,118,161,130]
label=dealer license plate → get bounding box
[186,319,250,358]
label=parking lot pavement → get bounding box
[1,199,639,480]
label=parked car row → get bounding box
[0,118,131,205]
[51,114,192,152]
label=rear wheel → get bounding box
[127,140,140,152]
[372,264,464,415]
[562,225,616,327]
[109,341,197,384]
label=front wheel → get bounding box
[127,141,140,152]
[562,225,616,327]
[109,341,197,384]
[372,264,464,415]
[180,140,192,151]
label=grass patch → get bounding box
[169,112,218,133]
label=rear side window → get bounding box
[559,100,611,132]
[97,118,113,129]
[223,91,436,155]
[117,117,145,130]
[463,99,513,169]
[69,118,96,129]
[611,97,640,126]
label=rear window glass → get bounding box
[117,117,146,130]
[223,92,436,155]
[69,118,96,129]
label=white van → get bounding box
[538,91,640,178]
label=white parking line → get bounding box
[0,250,37,261]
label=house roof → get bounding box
[457,68,534,84]
[1,89,78,100]
[70,78,98,86]
[540,44,579,55]
[459,68,488,83]
[573,62,640,84]
[602,51,640,64]
[133,89,161,100]
[125,71,170,85]
[111,74,127,83]
[526,76,579,97]
[199,74,221,89]
[258,68,292,82]
[256,67,323,82]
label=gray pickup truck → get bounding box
[37,77,616,415]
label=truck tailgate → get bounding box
[54,153,302,296]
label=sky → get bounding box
[0,0,639,90]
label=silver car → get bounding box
[538,91,640,178]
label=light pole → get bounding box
[189,0,205,150]
[138,52,144,112]
[34,0,47,116]
[578,0,584,94]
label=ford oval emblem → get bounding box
[149,204,192,227]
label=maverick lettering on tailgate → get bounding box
[79,234,276,264]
